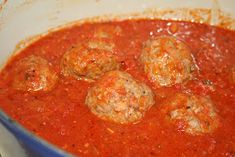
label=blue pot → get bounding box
[0,109,73,157]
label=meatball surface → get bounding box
[140,36,195,87]
[162,93,219,135]
[61,41,120,80]
[230,65,235,84]
[93,25,123,39]
[85,70,155,124]
[11,55,58,92]
[87,38,115,52]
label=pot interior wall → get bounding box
[0,0,234,66]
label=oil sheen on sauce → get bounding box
[0,19,235,157]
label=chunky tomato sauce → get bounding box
[0,19,235,157]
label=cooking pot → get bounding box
[0,0,234,157]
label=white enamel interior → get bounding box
[0,0,235,66]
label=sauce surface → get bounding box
[0,19,235,157]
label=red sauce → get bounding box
[0,19,235,157]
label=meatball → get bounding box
[162,93,219,135]
[89,25,122,52]
[230,65,235,84]
[87,38,115,52]
[140,36,195,87]
[11,55,58,92]
[61,41,120,80]
[93,25,123,39]
[85,70,155,124]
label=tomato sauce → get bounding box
[0,19,235,157]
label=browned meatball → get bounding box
[61,41,120,80]
[87,38,115,52]
[230,65,235,84]
[140,36,195,87]
[85,70,155,124]
[11,55,58,92]
[93,25,123,39]
[89,25,122,51]
[162,93,219,135]
[89,25,123,51]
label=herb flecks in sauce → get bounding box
[0,19,234,157]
